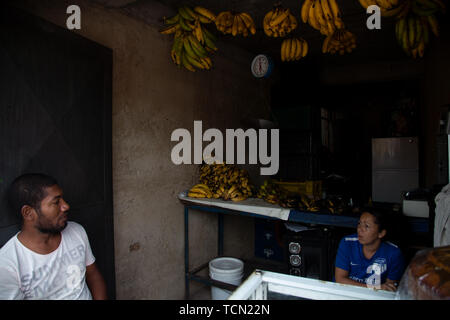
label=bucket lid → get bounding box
[209,257,244,274]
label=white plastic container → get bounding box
[209,257,244,300]
[403,200,429,218]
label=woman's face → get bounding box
[357,212,385,246]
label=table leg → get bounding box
[218,212,224,256]
[184,206,190,299]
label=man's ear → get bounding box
[21,205,36,221]
[378,229,387,239]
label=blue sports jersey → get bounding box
[334,234,405,286]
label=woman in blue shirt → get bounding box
[334,208,405,291]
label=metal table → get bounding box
[183,201,360,299]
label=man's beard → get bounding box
[35,209,68,234]
[36,222,67,234]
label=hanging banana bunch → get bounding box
[263,5,298,37]
[358,0,445,18]
[215,11,257,36]
[301,0,345,36]
[280,38,309,61]
[357,0,409,18]
[160,6,218,72]
[395,13,440,58]
[394,0,445,58]
[395,14,428,58]
[322,29,357,55]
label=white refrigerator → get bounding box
[372,137,419,204]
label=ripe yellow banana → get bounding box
[227,185,239,197]
[189,187,209,195]
[159,24,180,35]
[302,39,309,57]
[309,1,321,30]
[288,13,297,30]
[302,0,314,23]
[329,0,342,19]
[376,0,393,10]
[192,183,207,189]
[215,11,233,32]
[281,39,287,61]
[188,192,206,198]
[194,6,216,22]
[271,8,290,27]
[315,1,327,27]
[270,7,280,24]
[264,7,296,37]
[295,38,303,60]
[194,21,204,44]
[240,12,255,32]
[231,195,247,202]
[289,38,296,61]
[327,19,336,35]
[232,15,239,36]
[383,0,408,17]
[321,0,334,21]
[201,57,212,69]
[323,35,331,53]
[263,10,274,35]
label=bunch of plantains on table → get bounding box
[297,195,347,214]
[256,180,348,213]
[256,180,300,208]
[188,163,254,202]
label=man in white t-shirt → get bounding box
[0,173,107,300]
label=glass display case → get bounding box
[228,270,396,300]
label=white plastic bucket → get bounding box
[209,257,244,300]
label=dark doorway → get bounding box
[0,4,115,299]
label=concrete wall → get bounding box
[10,0,272,299]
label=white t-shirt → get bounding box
[0,221,95,300]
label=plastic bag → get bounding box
[396,245,450,300]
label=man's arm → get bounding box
[85,262,107,300]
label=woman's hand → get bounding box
[380,280,397,292]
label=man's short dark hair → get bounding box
[8,173,58,216]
